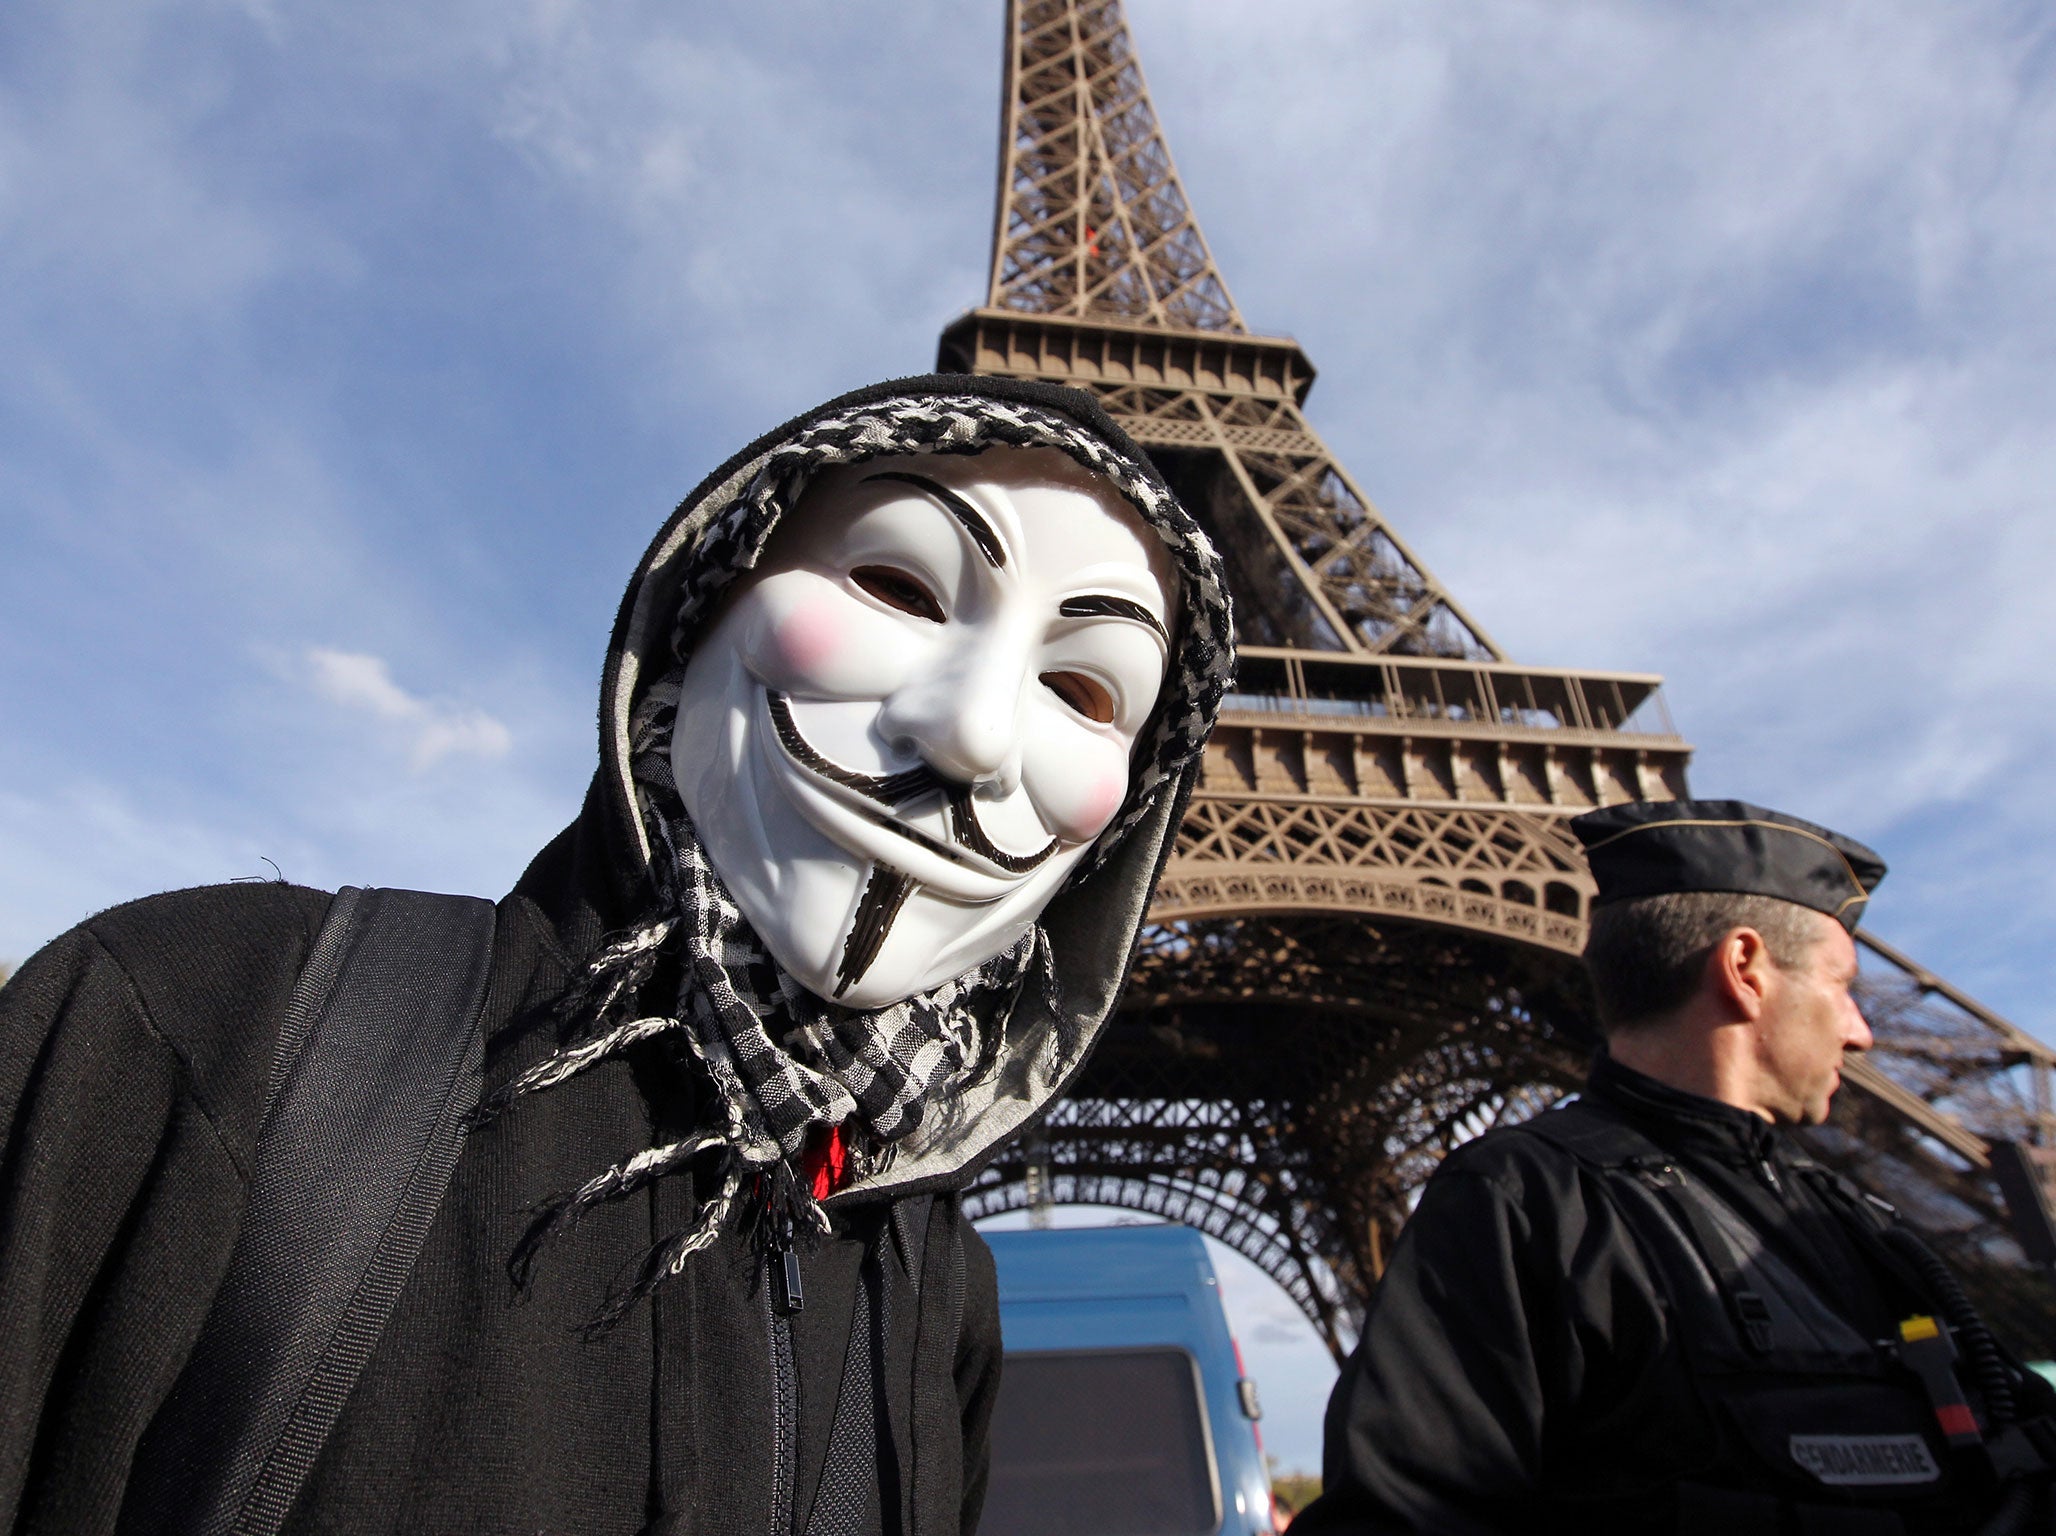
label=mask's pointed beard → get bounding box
[833,862,917,998]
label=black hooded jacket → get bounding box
[0,374,1233,1536]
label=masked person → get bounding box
[1296,799,2056,1536]
[0,375,1234,1536]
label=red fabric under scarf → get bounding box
[801,1124,851,1201]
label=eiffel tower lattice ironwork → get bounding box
[942,0,2056,1357]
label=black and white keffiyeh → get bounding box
[489,390,1231,1324]
[490,680,1041,1324]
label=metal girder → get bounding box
[965,912,1595,1354]
[1834,935,2056,1186]
[967,897,2056,1354]
[988,0,1242,330]
[1139,388,1506,657]
[1159,801,1595,954]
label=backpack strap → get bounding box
[122,886,496,1536]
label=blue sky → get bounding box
[5,0,2054,1473]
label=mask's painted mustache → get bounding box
[768,689,946,805]
[766,690,1057,874]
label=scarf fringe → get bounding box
[505,1130,727,1290]
[579,1161,744,1336]
[474,1013,681,1125]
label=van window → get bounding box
[983,1347,1220,1536]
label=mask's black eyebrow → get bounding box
[1060,594,1170,646]
[863,471,1006,569]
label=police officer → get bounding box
[1294,798,2056,1535]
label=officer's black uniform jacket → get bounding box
[1295,1054,2056,1535]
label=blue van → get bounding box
[980,1225,1275,1536]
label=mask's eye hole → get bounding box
[1041,670,1115,724]
[852,565,944,623]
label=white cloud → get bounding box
[306,648,513,770]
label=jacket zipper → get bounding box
[767,1212,802,1536]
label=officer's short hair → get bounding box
[1583,891,1822,1032]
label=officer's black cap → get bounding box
[1569,799,1886,933]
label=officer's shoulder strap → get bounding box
[1514,1100,1856,1360]
[1509,1095,1673,1171]
[122,886,497,1536]
[1791,1156,1900,1234]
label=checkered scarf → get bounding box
[491,689,1043,1325]
[491,390,1231,1324]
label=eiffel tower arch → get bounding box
[942,0,2056,1358]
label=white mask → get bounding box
[670,445,1180,1008]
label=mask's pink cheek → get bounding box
[742,577,924,698]
[1036,762,1127,843]
[1080,770,1125,832]
[770,601,843,678]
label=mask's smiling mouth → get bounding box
[764,689,1057,878]
[942,786,1052,873]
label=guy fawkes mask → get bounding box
[671,445,1179,1008]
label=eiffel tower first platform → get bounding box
[942,0,2056,1357]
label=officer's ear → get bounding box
[1706,926,1776,1023]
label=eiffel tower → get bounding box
[943,0,2056,1357]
